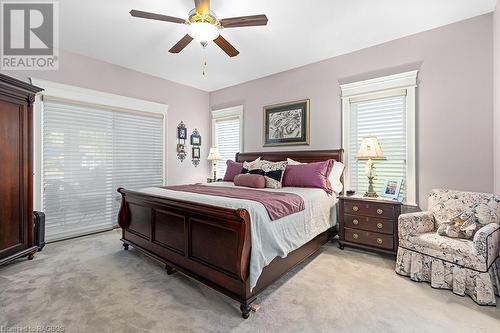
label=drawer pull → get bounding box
[352,205,359,212]
[376,238,383,244]
[377,209,383,215]
[377,222,383,229]
[352,219,359,225]
[353,233,359,239]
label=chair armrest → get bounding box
[473,223,500,266]
[398,211,435,241]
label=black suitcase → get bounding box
[33,211,46,251]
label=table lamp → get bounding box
[207,147,221,181]
[356,136,385,197]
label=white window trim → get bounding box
[211,105,244,152]
[30,78,168,211]
[340,70,418,205]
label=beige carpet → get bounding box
[0,229,499,333]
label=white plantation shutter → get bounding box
[42,99,164,241]
[349,94,407,200]
[214,117,241,178]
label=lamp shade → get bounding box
[356,136,384,160]
[207,147,221,161]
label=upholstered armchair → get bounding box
[396,189,500,305]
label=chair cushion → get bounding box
[400,232,487,271]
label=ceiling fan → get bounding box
[130,0,268,57]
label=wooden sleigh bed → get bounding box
[117,149,342,318]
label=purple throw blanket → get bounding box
[162,184,305,221]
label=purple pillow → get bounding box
[234,174,266,188]
[223,160,243,182]
[282,159,334,193]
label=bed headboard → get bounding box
[235,149,343,164]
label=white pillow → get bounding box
[329,161,344,194]
[242,157,262,171]
[287,158,344,194]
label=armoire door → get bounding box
[0,99,29,259]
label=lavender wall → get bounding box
[494,2,500,195]
[1,50,210,185]
[210,14,494,208]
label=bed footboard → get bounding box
[117,185,336,319]
[117,187,252,301]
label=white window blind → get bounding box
[214,117,241,178]
[349,94,407,200]
[42,99,164,241]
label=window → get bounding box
[33,79,167,241]
[341,71,417,205]
[211,106,243,178]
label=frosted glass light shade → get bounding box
[188,22,220,43]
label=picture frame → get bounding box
[190,129,201,146]
[192,146,201,159]
[380,178,403,200]
[263,99,310,146]
[176,143,187,162]
[177,126,187,140]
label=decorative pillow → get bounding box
[286,158,342,193]
[282,160,334,194]
[223,160,243,182]
[241,157,262,173]
[242,159,287,189]
[234,174,266,188]
[436,211,480,239]
[329,161,344,194]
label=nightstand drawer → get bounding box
[344,228,394,250]
[344,214,394,234]
[343,200,396,219]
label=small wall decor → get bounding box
[191,128,202,167]
[263,99,310,146]
[177,121,187,140]
[192,147,201,166]
[190,128,201,146]
[177,121,187,162]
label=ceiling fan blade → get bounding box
[194,0,210,14]
[169,34,194,53]
[213,35,239,57]
[130,9,186,24]
[220,14,268,28]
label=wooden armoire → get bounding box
[0,74,43,265]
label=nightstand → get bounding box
[338,196,418,256]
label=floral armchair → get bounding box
[396,189,500,305]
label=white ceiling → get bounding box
[60,0,497,92]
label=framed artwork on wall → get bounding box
[263,99,310,146]
[177,121,187,162]
[177,122,187,140]
[190,129,201,146]
[192,147,201,159]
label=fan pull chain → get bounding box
[202,43,207,76]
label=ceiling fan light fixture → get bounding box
[188,22,220,44]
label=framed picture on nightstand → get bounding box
[380,178,403,200]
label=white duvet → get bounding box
[140,182,338,290]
